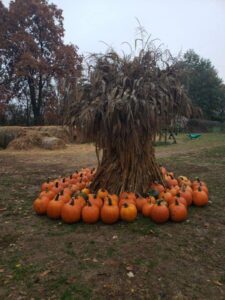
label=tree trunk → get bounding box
[90,140,164,195]
[33,107,42,125]
[28,76,43,125]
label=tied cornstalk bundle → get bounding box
[66,34,195,195]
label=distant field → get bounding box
[0,133,225,299]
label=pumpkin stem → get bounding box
[55,194,60,201]
[70,198,75,206]
[175,199,179,205]
[176,192,180,198]
[62,178,66,183]
[70,174,73,179]
[87,200,92,206]
[60,190,64,195]
[198,187,202,192]
[55,182,59,188]
[108,197,112,206]
[195,177,200,182]
[123,203,128,208]
[47,178,50,183]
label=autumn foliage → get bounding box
[0,0,82,125]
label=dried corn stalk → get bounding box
[66,36,195,194]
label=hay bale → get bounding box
[4,126,69,150]
[7,131,43,150]
[0,127,25,148]
[41,137,66,150]
[35,126,72,142]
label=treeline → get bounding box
[0,0,82,126]
[178,50,225,122]
[0,0,225,126]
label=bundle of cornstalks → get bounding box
[66,31,198,194]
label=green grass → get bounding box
[61,283,92,300]
[1,133,225,300]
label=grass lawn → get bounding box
[0,133,225,299]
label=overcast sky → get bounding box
[3,0,225,81]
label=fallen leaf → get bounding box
[0,269,5,273]
[112,235,118,240]
[93,258,98,263]
[127,271,134,278]
[39,270,51,277]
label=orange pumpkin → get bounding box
[88,194,103,208]
[119,197,136,208]
[192,178,207,189]
[159,191,174,205]
[101,198,119,224]
[165,174,178,187]
[104,196,118,206]
[61,199,81,223]
[33,196,50,215]
[82,201,100,224]
[63,187,72,197]
[169,200,188,222]
[51,182,62,195]
[151,200,170,224]
[192,188,208,207]
[120,203,137,222]
[109,194,119,204]
[126,192,137,201]
[76,179,86,190]
[179,186,192,206]
[171,193,187,208]
[75,195,86,209]
[169,186,180,196]
[58,190,71,203]
[39,188,55,201]
[193,183,208,195]
[136,197,148,212]
[142,199,155,217]
[97,188,108,199]
[41,178,52,191]
[150,182,165,193]
[61,178,68,188]
[47,194,64,219]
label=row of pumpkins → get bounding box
[33,166,209,224]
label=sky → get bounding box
[3,0,225,81]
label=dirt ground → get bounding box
[0,133,225,300]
